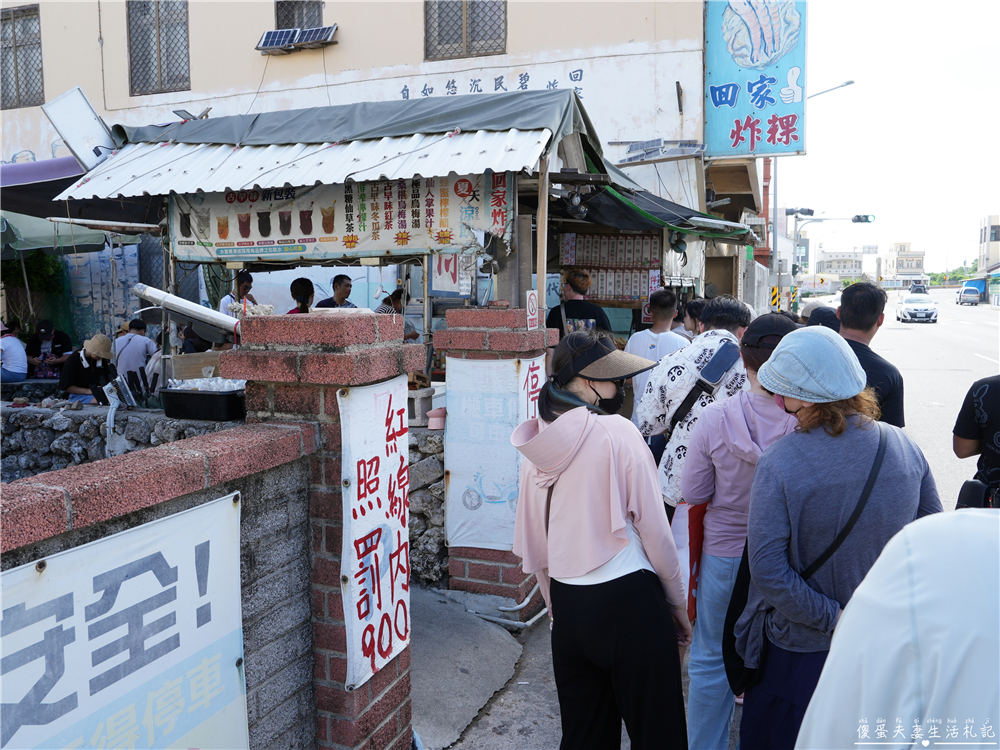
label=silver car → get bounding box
[956,287,980,305]
[896,294,938,323]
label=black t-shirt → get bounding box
[24,330,74,376]
[954,375,1000,487]
[58,351,116,395]
[844,338,905,428]
[545,300,612,335]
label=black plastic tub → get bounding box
[161,389,246,422]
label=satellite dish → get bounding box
[41,87,116,171]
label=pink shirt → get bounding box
[511,407,685,611]
[680,391,797,557]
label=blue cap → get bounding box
[757,327,866,403]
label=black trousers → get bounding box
[739,636,829,750]
[550,570,688,750]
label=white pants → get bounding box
[667,499,689,599]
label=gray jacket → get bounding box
[735,417,941,666]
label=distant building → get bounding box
[884,242,928,288]
[980,215,1000,273]
[815,249,862,283]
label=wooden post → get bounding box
[517,215,533,311]
[536,155,550,326]
[495,174,520,305]
[422,254,432,373]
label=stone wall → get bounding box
[0,378,62,403]
[2,423,320,750]
[407,427,446,584]
[1,404,242,482]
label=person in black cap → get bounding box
[511,328,691,749]
[805,306,841,333]
[25,320,74,378]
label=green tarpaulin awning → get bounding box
[0,211,139,260]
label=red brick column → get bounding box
[432,306,559,621]
[222,312,424,750]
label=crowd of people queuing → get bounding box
[513,273,998,750]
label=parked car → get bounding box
[956,287,981,305]
[896,294,938,323]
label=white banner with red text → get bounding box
[337,375,411,689]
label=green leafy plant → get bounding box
[1,250,64,294]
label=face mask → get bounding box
[591,380,626,415]
[774,393,802,415]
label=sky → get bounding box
[777,0,999,274]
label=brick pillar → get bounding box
[221,313,425,750]
[432,306,559,621]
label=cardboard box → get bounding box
[170,351,221,380]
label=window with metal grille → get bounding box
[127,0,190,96]
[425,0,505,61]
[276,0,323,29]
[1,5,44,110]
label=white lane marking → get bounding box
[973,353,1000,365]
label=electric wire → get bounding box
[244,55,271,116]
[652,163,676,202]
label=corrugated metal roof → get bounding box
[58,128,551,200]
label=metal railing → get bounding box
[1,5,44,110]
[127,0,190,96]
[424,0,505,61]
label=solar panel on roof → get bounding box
[295,24,338,48]
[256,29,300,54]
[627,138,663,154]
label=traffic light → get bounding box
[792,263,800,276]
[852,215,875,223]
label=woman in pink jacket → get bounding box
[512,329,692,750]
[679,314,799,749]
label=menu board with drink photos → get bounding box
[169,172,514,263]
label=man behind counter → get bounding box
[315,274,358,309]
[25,319,73,378]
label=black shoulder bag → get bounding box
[722,421,888,695]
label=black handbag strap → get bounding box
[545,485,555,536]
[801,421,888,580]
[559,303,569,337]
